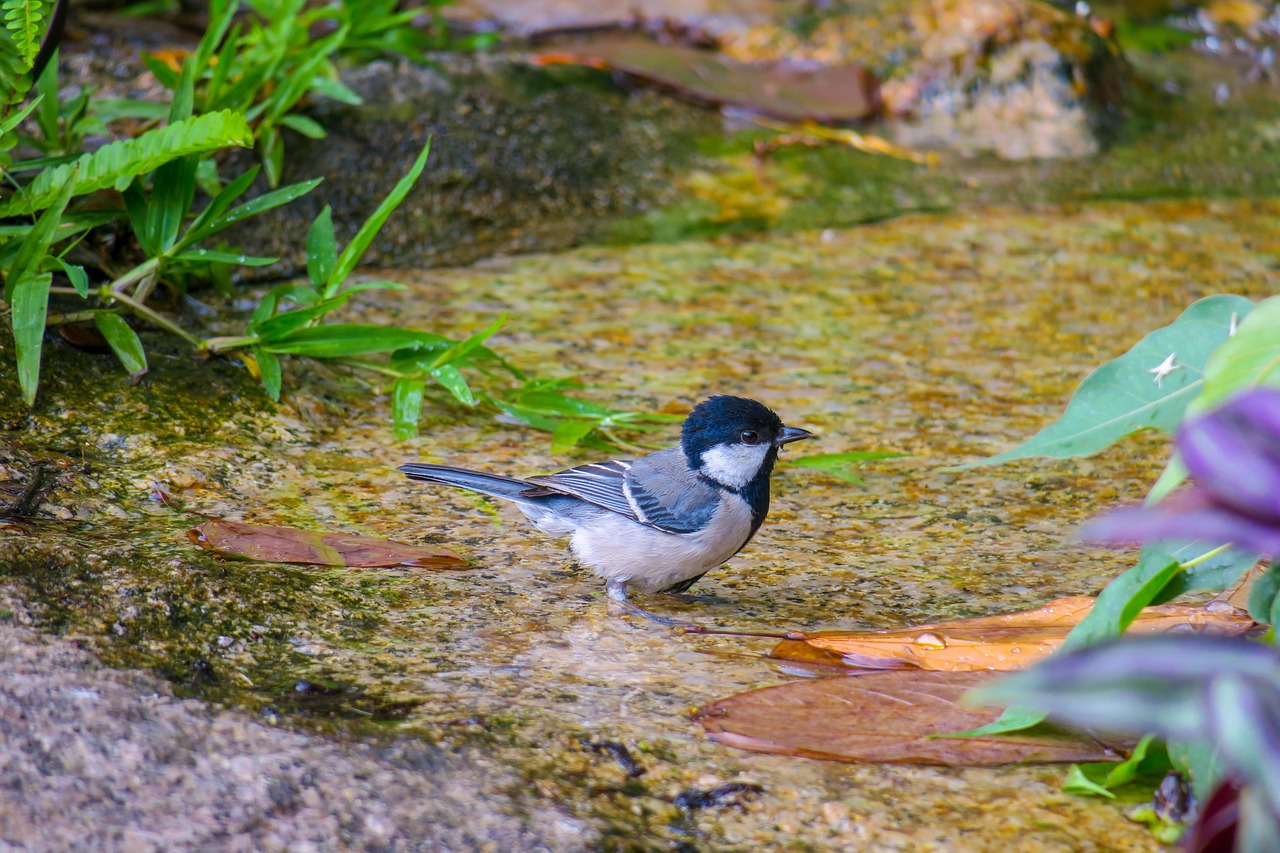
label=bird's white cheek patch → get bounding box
[699,444,770,490]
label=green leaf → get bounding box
[261,126,284,188]
[57,258,88,297]
[3,0,45,67]
[0,93,42,138]
[306,205,336,288]
[1168,738,1225,802]
[1196,294,1280,410]
[1146,454,1187,504]
[337,280,407,295]
[261,28,345,124]
[392,376,425,440]
[252,345,282,401]
[145,155,199,253]
[1062,547,1183,652]
[253,295,351,340]
[949,547,1184,740]
[328,140,431,292]
[247,288,280,333]
[173,248,278,266]
[34,51,57,141]
[430,313,507,369]
[4,167,73,306]
[788,451,906,483]
[179,165,259,249]
[1062,765,1116,799]
[278,113,327,139]
[168,49,196,122]
[1248,562,1280,627]
[11,270,50,406]
[140,52,180,88]
[186,176,321,245]
[429,364,475,405]
[261,324,449,358]
[191,0,236,78]
[309,75,362,105]
[1149,543,1259,605]
[93,312,148,380]
[955,295,1255,469]
[89,98,171,122]
[1146,296,1280,498]
[0,110,255,217]
[1062,734,1166,799]
[551,419,598,453]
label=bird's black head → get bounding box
[680,396,813,492]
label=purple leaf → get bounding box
[1081,490,1280,556]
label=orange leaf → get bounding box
[695,670,1130,766]
[188,520,466,569]
[776,597,1255,672]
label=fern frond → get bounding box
[0,109,253,216]
[1,0,43,68]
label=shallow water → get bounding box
[6,199,1277,848]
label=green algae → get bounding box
[5,199,1279,848]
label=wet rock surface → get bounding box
[5,200,1278,848]
[0,589,593,851]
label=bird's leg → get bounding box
[606,580,692,628]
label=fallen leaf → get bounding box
[694,670,1129,766]
[775,597,1255,673]
[532,35,881,125]
[188,519,466,569]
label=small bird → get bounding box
[398,396,813,618]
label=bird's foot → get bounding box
[606,580,696,628]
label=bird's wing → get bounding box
[523,460,642,521]
[524,449,720,535]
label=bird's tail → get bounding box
[397,463,535,501]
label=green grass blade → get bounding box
[306,205,336,288]
[328,140,430,292]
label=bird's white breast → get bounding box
[567,495,755,593]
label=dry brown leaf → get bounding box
[695,670,1129,766]
[188,520,466,569]
[776,597,1255,673]
[532,36,881,125]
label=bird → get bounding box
[398,395,813,620]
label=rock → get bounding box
[0,585,595,851]
[224,54,716,273]
[721,0,1130,159]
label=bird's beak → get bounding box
[774,425,814,446]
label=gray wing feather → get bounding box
[524,461,638,519]
[524,449,720,535]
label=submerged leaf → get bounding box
[695,670,1129,766]
[533,36,882,125]
[188,519,465,569]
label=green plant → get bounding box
[1,1,668,450]
[948,295,1280,842]
[951,293,1280,737]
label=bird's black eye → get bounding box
[740,429,760,445]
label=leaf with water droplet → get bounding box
[188,519,466,569]
[771,597,1255,673]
